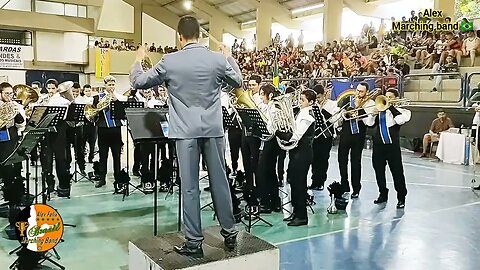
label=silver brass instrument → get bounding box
[58,81,75,102]
[270,92,298,150]
[0,101,19,129]
[84,92,115,122]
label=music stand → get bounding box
[312,105,332,139]
[65,103,90,183]
[125,108,181,235]
[235,108,273,231]
[222,106,235,130]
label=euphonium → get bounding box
[0,101,19,129]
[84,92,115,122]
[270,92,298,150]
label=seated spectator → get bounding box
[395,57,410,76]
[431,55,459,92]
[149,43,157,52]
[461,30,480,67]
[420,109,454,157]
[440,32,462,65]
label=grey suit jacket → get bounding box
[130,43,242,139]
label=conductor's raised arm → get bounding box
[130,46,167,90]
[220,44,243,88]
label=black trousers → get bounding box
[338,133,365,193]
[241,135,261,204]
[277,149,286,181]
[258,140,280,208]
[40,123,70,189]
[0,128,23,205]
[98,127,122,182]
[139,143,156,183]
[288,146,312,220]
[83,123,97,161]
[228,127,242,172]
[372,141,407,200]
[311,136,334,187]
[133,144,141,171]
[65,125,85,170]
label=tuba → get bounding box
[0,101,19,129]
[84,92,115,122]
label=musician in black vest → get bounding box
[337,82,374,198]
[364,89,410,208]
[240,74,262,205]
[276,89,316,226]
[94,75,127,189]
[277,86,295,187]
[65,82,86,174]
[310,84,340,190]
[257,84,281,213]
[0,82,26,239]
[41,79,72,197]
[81,84,97,163]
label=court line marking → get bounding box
[361,180,472,189]
[274,201,480,246]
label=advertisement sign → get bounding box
[0,45,25,69]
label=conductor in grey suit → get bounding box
[130,16,243,257]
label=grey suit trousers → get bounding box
[176,137,237,247]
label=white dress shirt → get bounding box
[289,106,315,143]
[364,107,411,127]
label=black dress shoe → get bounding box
[396,201,405,209]
[272,205,281,213]
[173,243,204,258]
[474,185,480,190]
[283,214,295,222]
[287,218,308,226]
[374,195,388,204]
[95,180,106,188]
[351,192,359,199]
[259,205,272,214]
[224,235,237,251]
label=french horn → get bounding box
[14,84,39,107]
[0,101,19,129]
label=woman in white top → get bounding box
[462,30,480,67]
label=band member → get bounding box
[40,79,72,197]
[276,89,316,226]
[257,84,281,213]
[240,74,262,205]
[0,82,26,239]
[94,76,127,190]
[81,84,97,163]
[364,89,410,208]
[277,86,296,187]
[65,82,86,174]
[130,16,241,256]
[310,84,340,190]
[139,89,156,193]
[473,106,480,190]
[29,81,42,166]
[337,82,374,198]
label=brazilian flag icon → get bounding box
[461,21,474,31]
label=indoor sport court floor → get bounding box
[1,146,479,270]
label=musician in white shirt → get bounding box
[275,89,316,226]
[256,84,282,213]
[81,84,96,163]
[364,89,410,208]
[40,79,72,198]
[65,82,86,174]
[310,84,340,191]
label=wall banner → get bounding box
[95,48,111,79]
[0,45,25,69]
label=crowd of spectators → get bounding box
[94,38,178,53]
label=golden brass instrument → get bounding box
[374,95,410,112]
[14,85,39,107]
[84,92,115,122]
[342,90,380,121]
[0,101,19,129]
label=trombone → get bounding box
[342,95,410,120]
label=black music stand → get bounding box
[65,103,90,183]
[235,108,273,231]
[312,105,332,139]
[125,108,181,235]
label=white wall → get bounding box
[0,70,27,85]
[36,32,88,63]
[142,13,176,47]
[97,0,134,33]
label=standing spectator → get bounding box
[298,30,304,50]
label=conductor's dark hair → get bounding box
[312,84,324,95]
[386,88,399,97]
[260,84,279,99]
[249,74,262,84]
[302,89,317,102]
[177,16,200,40]
[285,86,295,94]
[73,82,81,89]
[0,82,12,92]
[46,79,58,87]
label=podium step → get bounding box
[129,226,279,270]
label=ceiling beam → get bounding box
[191,0,243,38]
[245,0,300,29]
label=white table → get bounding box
[436,132,479,165]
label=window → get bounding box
[78,6,87,18]
[0,30,32,46]
[0,0,31,12]
[65,4,77,17]
[34,0,87,18]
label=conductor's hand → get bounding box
[220,44,232,58]
[135,45,147,63]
